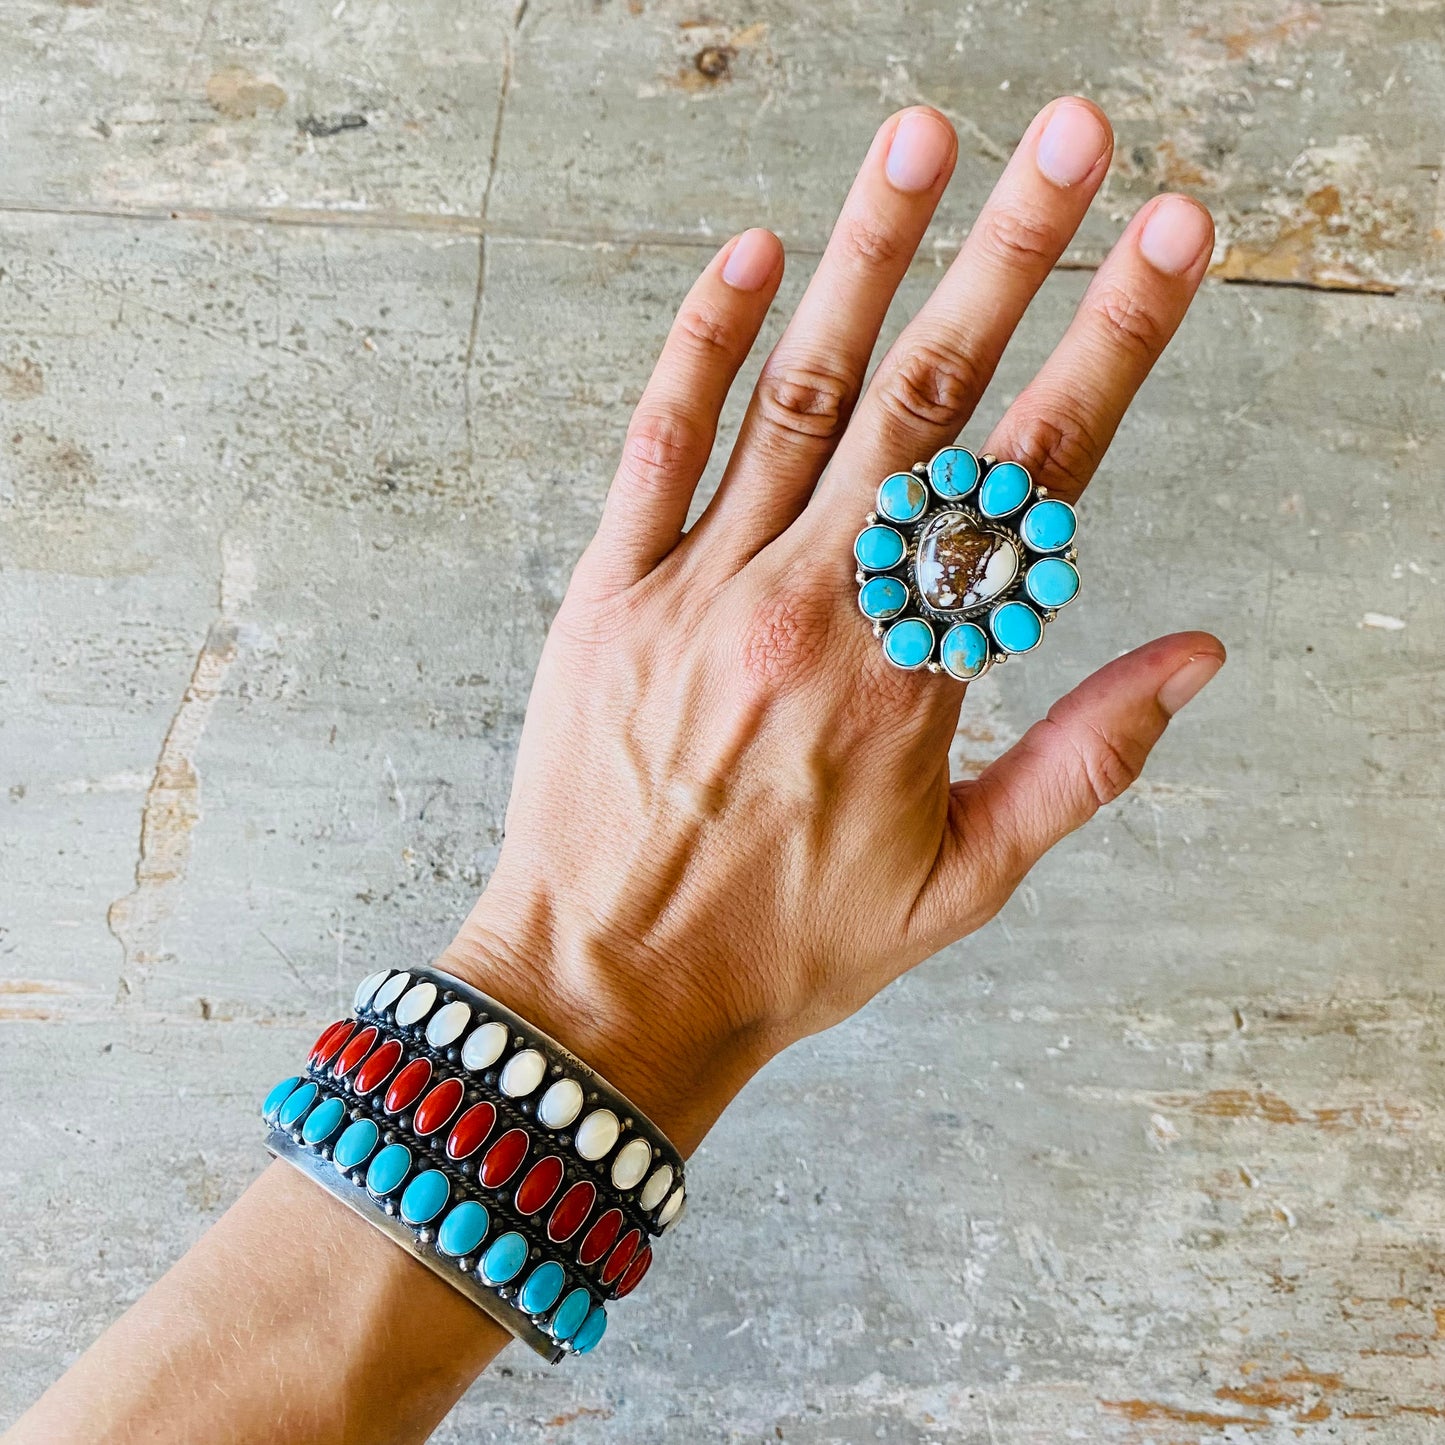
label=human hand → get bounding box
[443,99,1223,1151]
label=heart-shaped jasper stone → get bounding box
[914,511,1018,613]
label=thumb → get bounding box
[918,632,1224,940]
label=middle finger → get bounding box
[808,95,1113,533]
[689,107,958,568]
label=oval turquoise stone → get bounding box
[438,1200,490,1257]
[1025,557,1080,609]
[277,1081,318,1130]
[519,1261,566,1315]
[400,1168,450,1225]
[977,461,1031,518]
[858,576,908,620]
[1020,497,1076,552]
[876,471,927,523]
[883,617,933,669]
[333,1118,379,1171]
[940,622,991,681]
[262,1076,302,1121]
[853,524,905,572]
[550,1288,591,1341]
[366,1142,412,1197]
[480,1230,528,1284]
[572,1307,608,1355]
[929,446,978,499]
[990,600,1043,654]
[301,1095,346,1146]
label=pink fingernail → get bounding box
[1157,653,1223,716]
[1139,196,1213,275]
[722,228,779,291]
[1035,100,1109,188]
[884,110,954,193]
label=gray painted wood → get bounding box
[2,0,1443,1439]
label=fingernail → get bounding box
[722,228,779,291]
[1157,653,1224,717]
[1139,196,1213,275]
[1035,99,1109,187]
[884,110,954,193]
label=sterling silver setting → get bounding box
[853,447,1080,678]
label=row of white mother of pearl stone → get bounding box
[353,968,685,1228]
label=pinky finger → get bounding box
[584,229,784,591]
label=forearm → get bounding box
[5,1163,510,1445]
[6,912,753,1445]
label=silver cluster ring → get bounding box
[853,447,1080,678]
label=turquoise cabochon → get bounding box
[883,618,934,669]
[940,622,991,680]
[977,461,1032,519]
[1024,557,1080,610]
[989,600,1044,654]
[858,575,908,620]
[1020,497,1076,552]
[928,446,979,499]
[854,524,906,571]
[876,471,928,523]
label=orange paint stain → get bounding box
[541,1406,613,1427]
[1155,1088,1421,1132]
[1101,1399,1265,1431]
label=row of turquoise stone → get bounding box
[870,446,1070,527]
[874,469,1066,535]
[859,604,1052,675]
[313,1007,662,1275]
[264,1073,609,1355]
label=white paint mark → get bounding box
[383,754,406,817]
[1148,1113,1180,1147]
[56,771,151,794]
[1302,669,1340,715]
[1360,612,1406,630]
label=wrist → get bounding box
[438,877,769,1155]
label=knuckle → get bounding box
[755,358,855,444]
[1007,404,1104,497]
[976,204,1060,270]
[620,408,702,495]
[840,211,904,270]
[875,338,987,433]
[738,585,833,691]
[675,302,734,358]
[1090,279,1170,361]
[1061,717,1143,810]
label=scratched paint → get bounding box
[107,540,256,996]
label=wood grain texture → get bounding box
[1,0,1443,1440]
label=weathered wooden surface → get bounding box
[2,1,1443,1440]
